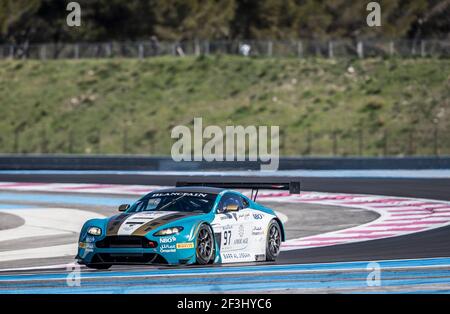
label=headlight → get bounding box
[153,226,184,236]
[87,227,102,236]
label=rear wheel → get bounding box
[196,224,215,265]
[85,263,111,270]
[265,220,282,261]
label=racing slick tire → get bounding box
[85,264,111,270]
[265,220,282,261]
[195,224,216,265]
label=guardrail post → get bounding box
[172,43,177,56]
[40,45,46,60]
[74,44,79,59]
[105,42,112,58]
[328,41,334,58]
[357,41,364,58]
[421,40,426,57]
[297,41,303,58]
[138,43,144,59]
[9,45,14,59]
[204,40,210,55]
[267,41,273,57]
[195,39,200,56]
[389,41,395,57]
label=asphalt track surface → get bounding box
[0,172,449,201]
[0,172,450,264]
[0,173,449,264]
[0,172,449,293]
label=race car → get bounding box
[76,181,300,269]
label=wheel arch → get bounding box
[194,221,217,265]
[272,217,285,242]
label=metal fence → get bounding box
[3,124,449,157]
[1,39,450,59]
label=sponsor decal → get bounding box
[152,192,209,198]
[160,236,177,243]
[160,244,176,253]
[238,212,250,219]
[253,213,263,220]
[222,225,233,231]
[252,226,264,235]
[233,238,248,245]
[79,242,94,250]
[177,242,194,249]
[238,225,245,238]
[85,236,96,243]
[223,252,251,260]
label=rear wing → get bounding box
[176,180,300,201]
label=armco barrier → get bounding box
[0,155,449,171]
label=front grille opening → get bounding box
[96,253,168,264]
[96,236,156,248]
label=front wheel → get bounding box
[195,224,215,265]
[265,220,282,261]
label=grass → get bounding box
[0,55,449,156]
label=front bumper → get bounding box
[77,235,197,265]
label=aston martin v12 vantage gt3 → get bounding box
[76,181,300,269]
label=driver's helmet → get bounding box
[219,196,240,213]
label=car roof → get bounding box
[149,186,227,195]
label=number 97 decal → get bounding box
[223,230,232,246]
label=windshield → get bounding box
[127,192,217,214]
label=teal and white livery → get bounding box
[77,181,300,269]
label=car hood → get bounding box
[105,211,202,236]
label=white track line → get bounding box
[0,244,77,263]
[0,207,105,262]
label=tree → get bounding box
[153,0,236,40]
[0,0,448,44]
[0,0,41,43]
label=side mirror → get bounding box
[224,204,239,212]
[118,204,130,212]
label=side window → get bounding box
[217,193,242,213]
[241,196,249,209]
